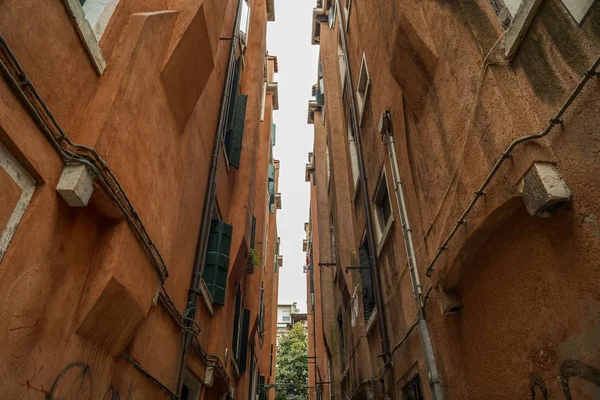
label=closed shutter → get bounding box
[258,375,266,400]
[250,215,256,249]
[232,289,241,356]
[359,244,375,320]
[204,220,233,305]
[268,163,276,181]
[259,287,265,335]
[316,88,325,106]
[238,308,251,372]
[271,123,277,146]
[225,93,247,169]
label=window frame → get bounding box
[356,52,370,127]
[181,369,203,400]
[62,0,109,74]
[561,0,596,25]
[344,0,352,30]
[239,0,251,48]
[372,168,394,255]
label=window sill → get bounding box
[500,0,544,59]
[365,307,377,335]
[63,0,106,75]
[376,216,394,257]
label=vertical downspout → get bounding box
[334,0,391,372]
[310,236,318,399]
[381,111,444,400]
[175,0,243,395]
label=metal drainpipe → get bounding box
[310,238,319,399]
[175,0,243,395]
[381,111,445,400]
[334,0,392,374]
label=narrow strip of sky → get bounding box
[268,0,319,313]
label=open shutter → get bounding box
[226,58,242,132]
[359,244,375,320]
[258,375,266,400]
[232,289,241,355]
[225,94,247,169]
[238,308,251,372]
[204,220,233,305]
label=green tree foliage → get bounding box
[275,323,309,400]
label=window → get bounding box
[344,0,352,29]
[488,0,545,59]
[358,241,375,322]
[248,352,258,400]
[181,371,203,400]
[337,310,346,369]
[203,219,233,305]
[328,1,336,29]
[232,288,251,372]
[80,0,121,40]
[373,169,393,245]
[402,376,424,400]
[63,0,112,74]
[356,52,370,126]
[338,35,347,90]
[489,0,523,29]
[258,283,265,337]
[326,140,331,189]
[347,108,360,194]
[225,58,248,169]
[561,0,595,24]
[281,307,291,322]
[240,0,251,46]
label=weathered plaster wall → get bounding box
[312,0,600,399]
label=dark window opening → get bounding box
[402,376,424,400]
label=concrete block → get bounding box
[521,162,571,218]
[437,287,463,314]
[56,163,95,207]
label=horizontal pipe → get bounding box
[426,54,600,277]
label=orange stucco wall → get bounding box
[0,0,280,398]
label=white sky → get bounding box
[268,0,319,313]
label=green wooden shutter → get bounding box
[250,215,256,249]
[204,220,233,305]
[238,308,251,372]
[226,58,242,132]
[259,287,265,335]
[316,88,325,106]
[258,375,266,400]
[268,163,276,181]
[232,288,241,355]
[359,245,375,320]
[271,123,277,146]
[225,93,247,169]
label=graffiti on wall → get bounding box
[529,360,600,399]
[46,362,137,400]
